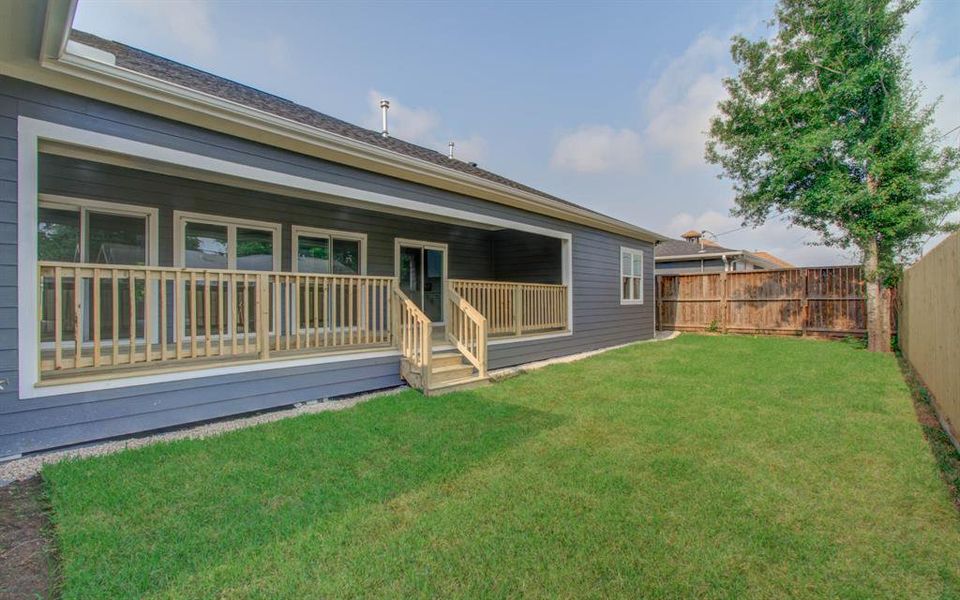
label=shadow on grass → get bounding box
[897,354,960,512]
[42,390,563,598]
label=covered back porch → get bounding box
[27,138,571,392]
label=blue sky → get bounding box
[74,0,960,265]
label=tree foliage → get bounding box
[706,0,959,280]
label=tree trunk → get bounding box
[863,237,890,352]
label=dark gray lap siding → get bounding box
[0,76,654,457]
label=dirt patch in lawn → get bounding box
[899,355,960,512]
[0,477,56,599]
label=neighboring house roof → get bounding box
[655,238,743,259]
[654,236,788,270]
[68,30,657,240]
[751,251,794,268]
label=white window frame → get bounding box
[173,210,281,271]
[620,246,644,305]
[38,193,159,265]
[291,225,367,274]
[394,238,449,326]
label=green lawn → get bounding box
[43,335,960,599]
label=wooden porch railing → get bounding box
[446,287,487,377]
[448,279,568,336]
[38,261,394,378]
[392,287,433,389]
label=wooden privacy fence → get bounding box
[899,232,960,446]
[656,266,867,337]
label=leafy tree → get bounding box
[706,0,959,351]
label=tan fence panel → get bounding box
[657,266,867,337]
[899,232,960,444]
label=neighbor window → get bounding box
[292,226,366,275]
[620,247,643,304]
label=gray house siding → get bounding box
[0,76,655,457]
[490,229,562,284]
[39,154,498,280]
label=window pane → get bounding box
[632,252,642,276]
[297,235,330,273]
[38,207,80,262]
[237,228,274,271]
[632,277,641,301]
[332,238,360,274]
[621,251,631,277]
[622,276,631,300]
[88,211,147,265]
[184,222,228,269]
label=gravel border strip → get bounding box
[0,386,406,485]
[0,331,681,484]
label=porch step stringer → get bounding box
[400,350,490,396]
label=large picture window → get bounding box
[174,211,281,271]
[620,247,644,304]
[37,195,158,344]
[38,195,156,265]
[292,226,366,275]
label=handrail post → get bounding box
[421,317,432,390]
[257,273,271,360]
[513,284,522,336]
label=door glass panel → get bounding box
[38,207,80,262]
[297,235,330,273]
[236,228,274,271]
[332,238,360,275]
[184,222,228,269]
[398,246,421,303]
[87,211,147,265]
[423,248,443,322]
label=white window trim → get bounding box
[17,117,575,398]
[173,210,281,271]
[38,193,159,265]
[291,225,367,274]
[620,246,644,305]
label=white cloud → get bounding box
[75,0,219,59]
[364,91,487,163]
[550,29,735,174]
[642,33,730,169]
[550,125,643,173]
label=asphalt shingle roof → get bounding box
[70,30,635,228]
[655,238,741,258]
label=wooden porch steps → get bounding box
[401,350,490,395]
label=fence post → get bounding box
[257,273,271,360]
[801,269,809,337]
[719,270,728,333]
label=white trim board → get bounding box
[16,117,576,397]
